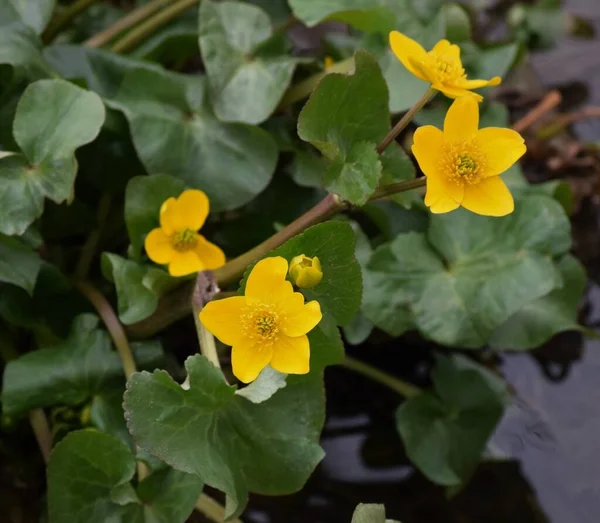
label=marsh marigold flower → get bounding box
[145,189,225,277]
[390,32,501,101]
[289,255,323,289]
[200,257,322,383]
[412,97,526,216]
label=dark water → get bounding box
[232,2,600,522]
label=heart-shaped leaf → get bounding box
[0,79,105,236]
[1,314,163,417]
[124,354,325,519]
[47,429,203,523]
[199,0,303,124]
[363,193,571,347]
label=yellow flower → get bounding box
[144,189,225,277]
[390,31,501,101]
[324,56,335,71]
[412,97,526,216]
[289,255,323,289]
[200,257,322,383]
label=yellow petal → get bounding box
[195,235,226,270]
[245,257,293,305]
[457,76,502,89]
[432,39,461,62]
[477,128,527,177]
[200,296,247,347]
[145,228,174,264]
[159,197,178,235]
[412,125,444,177]
[168,250,203,277]
[444,97,479,141]
[281,298,322,337]
[270,334,310,375]
[434,83,484,101]
[161,189,209,233]
[389,31,429,82]
[461,176,514,216]
[231,339,273,383]
[425,176,463,214]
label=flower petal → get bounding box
[412,125,444,177]
[245,257,293,305]
[159,197,177,235]
[168,250,203,277]
[477,128,527,177]
[195,235,226,269]
[231,339,273,384]
[461,176,514,217]
[433,83,483,101]
[145,228,174,264]
[161,189,209,233]
[432,39,461,61]
[457,76,502,89]
[281,298,322,337]
[389,31,429,82]
[444,96,479,141]
[200,296,247,347]
[425,176,463,214]
[270,334,310,376]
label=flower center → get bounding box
[242,302,281,344]
[428,52,465,84]
[171,228,197,252]
[439,139,487,186]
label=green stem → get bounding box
[43,0,101,43]
[278,57,355,110]
[29,409,53,464]
[74,281,148,479]
[215,193,345,287]
[110,0,198,54]
[195,493,243,523]
[193,307,221,369]
[369,177,426,202]
[341,356,422,398]
[75,281,137,380]
[84,0,173,48]
[0,333,53,464]
[376,88,437,154]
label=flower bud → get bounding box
[289,255,323,289]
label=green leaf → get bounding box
[489,254,586,350]
[396,355,506,487]
[1,314,163,417]
[352,503,400,523]
[124,174,186,260]
[111,66,278,212]
[298,51,412,204]
[101,253,179,325]
[0,233,41,294]
[47,430,203,523]
[240,221,362,326]
[235,366,287,403]
[124,354,325,519]
[0,79,105,236]
[289,0,396,33]
[0,0,55,33]
[363,193,571,347]
[325,141,382,205]
[199,0,302,124]
[0,23,55,79]
[299,51,388,160]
